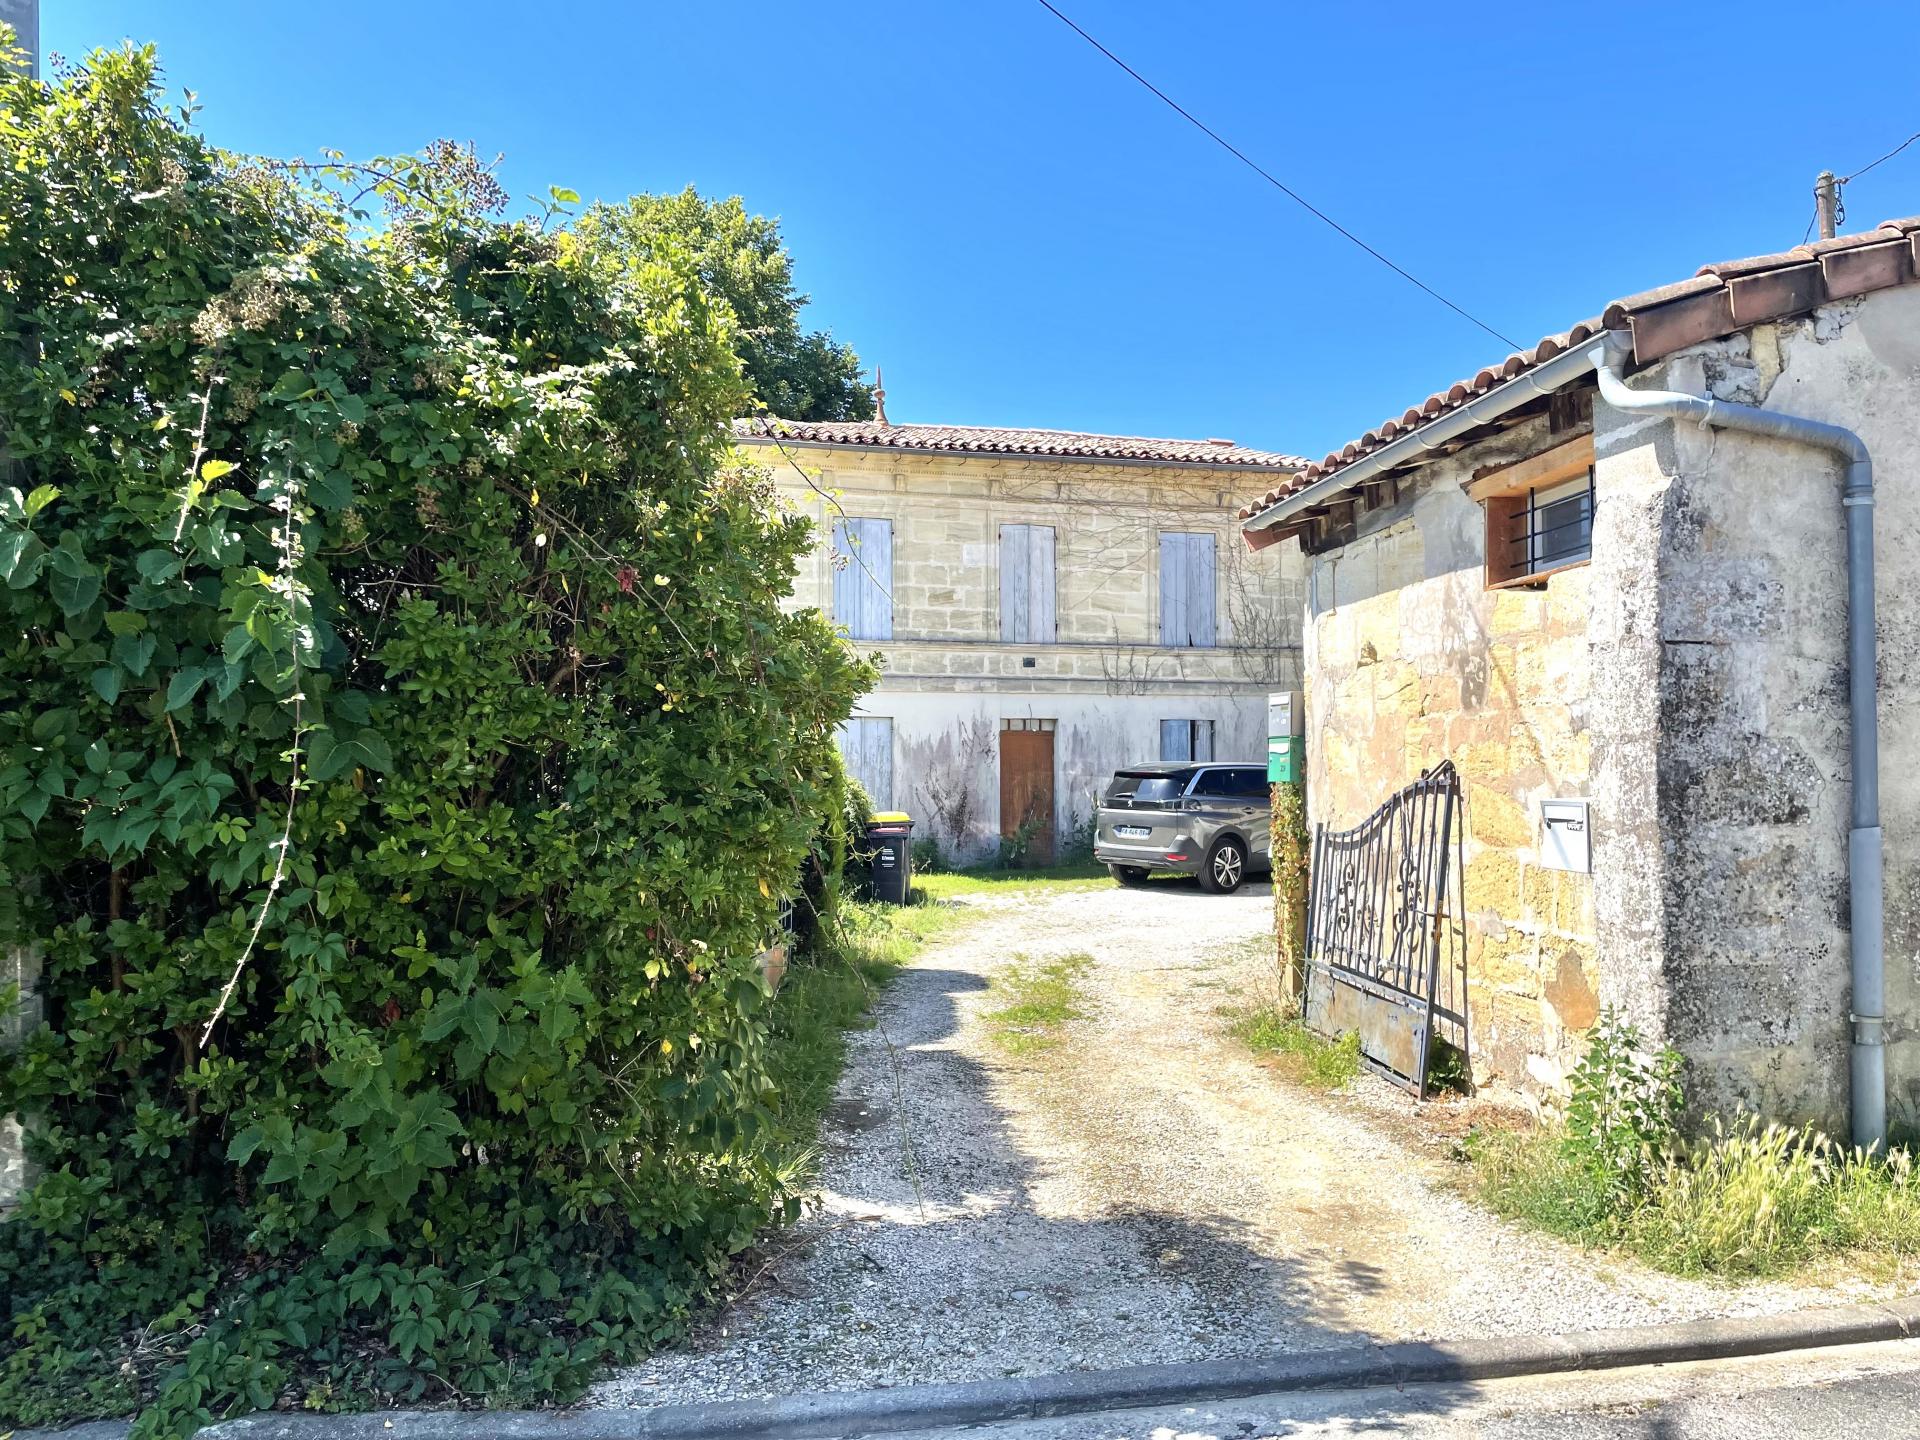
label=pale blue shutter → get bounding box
[1001,525,1056,643]
[1160,720,1190,761]
[838,717,894,810]
[1194,720,1215,761]
[1159,534,1187,647]
[833,518,893,640]
[1161,533,1216,647]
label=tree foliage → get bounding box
[0,43,871,1434]
[571,187,874,423]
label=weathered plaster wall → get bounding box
[1594,287,1920,1129]
[747,443,1306,861]
[1303,416,1599,1096]
[855,691,1268,861]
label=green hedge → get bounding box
[0,43,871,1434]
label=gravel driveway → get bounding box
[592,878,1871,1408]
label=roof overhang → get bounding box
[1240,338,1606,539]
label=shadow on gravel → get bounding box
[603,957,1484,1435]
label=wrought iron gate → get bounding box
[1304,760,1466,1097]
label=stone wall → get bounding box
[746,442,1307,860]
[1303,417,1598,1097]
[1591,287,1920,1129]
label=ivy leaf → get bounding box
[136,549,181,584]
[307,727,394,782]
[90,666,121,704]
[309,468,352,512]
[0,530,45,588]
[166,667,207,711]
[48,555,102,616]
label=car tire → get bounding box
[1200,837,1247,894]
[1109,864,1151,887]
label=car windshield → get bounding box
[1106,770,1190,805]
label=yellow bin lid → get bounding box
[869,811,912,824]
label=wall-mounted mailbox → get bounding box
[1540,798,1591,874]
[1268,690,1305,784]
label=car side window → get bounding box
[1232,767,1269,798]
[1191,768,1233,797]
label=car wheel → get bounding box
[1109,864,1150,887]
[1201,837,1246,894]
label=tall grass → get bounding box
[1468,1016,1920,1280]
[760,898,961,1176]
[1232,1009,1362,1089]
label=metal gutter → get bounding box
[1590,331,1886,1152]
[1241,342,1602,532]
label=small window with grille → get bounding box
[1468,435,1594,590]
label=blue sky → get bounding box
[37,1,1920,461]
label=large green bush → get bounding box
[0,43,870,1433]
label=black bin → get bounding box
[866,812,914,905]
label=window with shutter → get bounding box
[1159,532,1216,647]
[832,518,893,640]
[836,717,894,810]
[1159,719,1214,762]
[999,524,1057,643]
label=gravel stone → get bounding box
[590,880,1890,1409]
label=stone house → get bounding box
[1239,216,1920,1141]
[736,410,1305,863]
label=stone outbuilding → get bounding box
[1239,217,1920,1139]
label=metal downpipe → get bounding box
[1590,333,1885,1152]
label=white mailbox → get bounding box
[1539,799,1591,874]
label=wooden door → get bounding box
[998,727,1055,863]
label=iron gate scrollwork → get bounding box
[1304,760,1466,1097]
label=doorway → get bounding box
[999,718,1056,864]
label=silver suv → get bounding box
[1094,762,1271,893]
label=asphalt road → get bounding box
[883,1338,1920,1440]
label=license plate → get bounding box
[1115,825,1151,839]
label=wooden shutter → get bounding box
[1160,720,1189,761]
[1194,720,1215,762]
[838,717,894,810]
[1000,524,1056,643]
[833,518,893,640]
[1160,533,1216,647]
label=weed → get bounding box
[1233,1009,1362,1089]
[917,864,1111,900]
[985,953,1095,1054]
[1467,1019,1920,1281]
[762,899,961,1177]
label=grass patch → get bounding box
[917,862,1112,900]
[761,898,963,1174]
[984,952,1095,1054]
[1467,1120,1920,1279]
[1465,1011,1920,1281]
[1232,1008,1362,1089]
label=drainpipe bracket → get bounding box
[1851,1014,1887,1045]
[1842,493,1875,508]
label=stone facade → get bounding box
[1297,284,1920,1128]
[1304,416,1598,1095]
[744,441,1307,860]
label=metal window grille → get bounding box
[1500,468,1594,578]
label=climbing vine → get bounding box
[0,43,871,1434]
[1271,781,1309,1006]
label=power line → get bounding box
[1802,128,1920,244]
[1030,0,1521,351]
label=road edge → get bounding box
[26,1297,1920,1440]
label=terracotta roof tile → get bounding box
[736,418,1304,472]
[1238,216,1920,522]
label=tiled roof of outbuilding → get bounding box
[1238,215,1920,521]
[735,417,1305,473]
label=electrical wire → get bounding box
[1030,0,1521,351]
[1801,128,1920,244]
